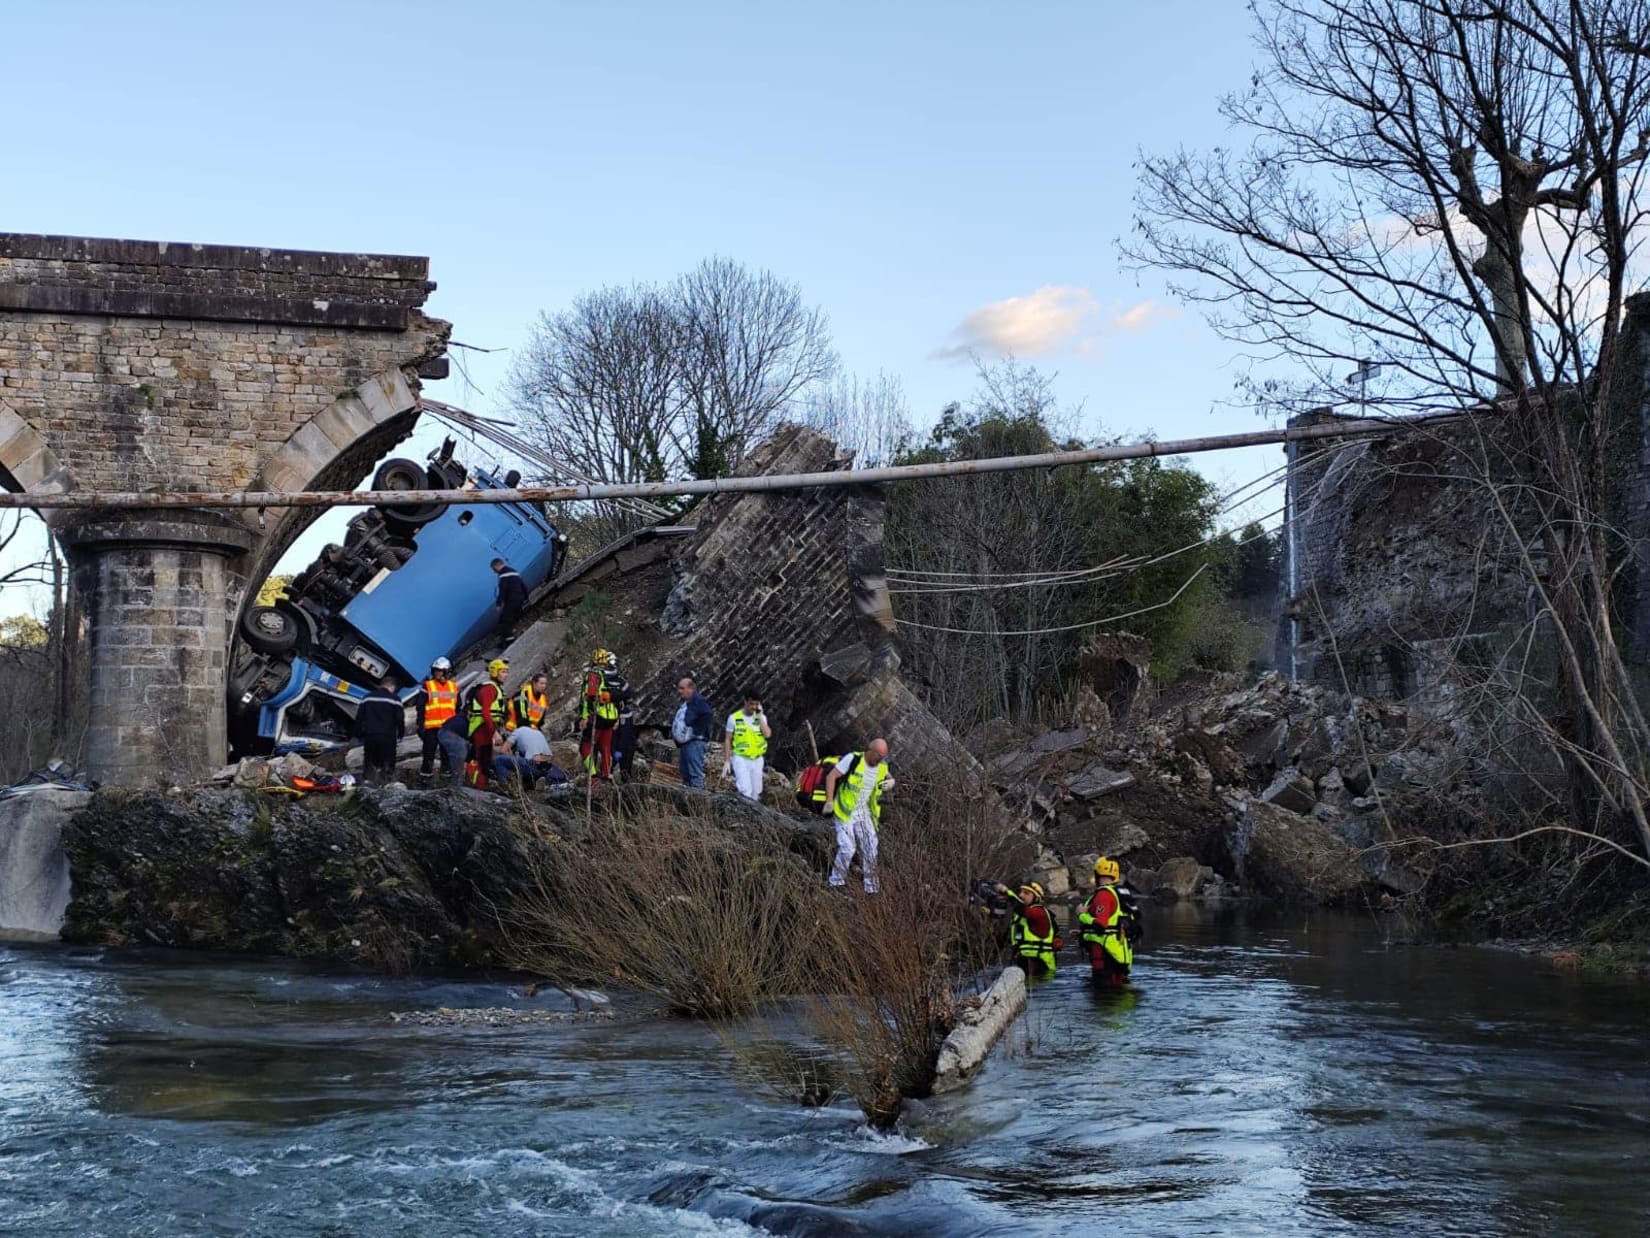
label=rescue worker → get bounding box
[996,880,1059,978]
[1078,856,1139,989]
[413,656,460,786]
[510,672,550,733]
[465,657,510,790]
[824,738,893,893]
[722,691,771,801]
[355,676,405,786]
[492,558,527,644]
[576,649,626,780]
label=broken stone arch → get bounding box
[0,395,73,523]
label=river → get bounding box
[3,906,1647,1236]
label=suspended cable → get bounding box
[892,563,1210,637]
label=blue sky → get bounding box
[1,0,1282,613]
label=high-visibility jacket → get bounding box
[467,682,508,738]
[1079,884,1134,967]
[728,710,768,759]
[421,677,459,730]
[832,754,888,828]
[579,668,621,727]
[511,685,548,731]
[1010,905,1058,975]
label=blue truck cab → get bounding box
[228,440,567,755]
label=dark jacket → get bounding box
[681,692,713,743]
[355,690,406,742]
[495,567,528,610]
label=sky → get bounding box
[0,0,1284,616]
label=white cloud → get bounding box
[933,287,1177,362]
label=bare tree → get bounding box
[0,510,68,779]
[805,370,914,467]
[1128,0,1650,864]
[507,258,837,543]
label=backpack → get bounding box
[795,753,860,809]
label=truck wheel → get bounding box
[373,457,442,527]
[241,605,298,655]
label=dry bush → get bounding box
[501,805,828,1019]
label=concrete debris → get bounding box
[932,967,1028,1094]
[0,788,89,940]
[1261,767,1317,814]
[1065,762,1137,801]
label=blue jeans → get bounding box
[437,729,469,787]
[678,739,707,788]
[494,755,566,788]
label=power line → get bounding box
[892,563,1210,637]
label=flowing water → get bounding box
[3,905,1647,1236]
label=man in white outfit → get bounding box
[825,737,893,894]
[722,691,772,801]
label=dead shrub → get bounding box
[501,804,828,1019]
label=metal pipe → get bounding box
[0,413,1458,512]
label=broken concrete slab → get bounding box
[1261,766,1317,814]
[1065,762,1136,800]
[932,967,1028,1094]
[0,788,90,940]
[1028,726,1088,756]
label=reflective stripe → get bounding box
[1079,883,1134,967]
[729,711,767,759]
[422,678,459,729]
[832,754,887,827]
[512,686,548,730]
[1011,909,1058,973]
[467,684,508,737]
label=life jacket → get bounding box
[832,753,889,828]
[1010,904,1058,975]
[580,668,621,727]
[466,681,508,738]
[728,710,768,759]
[421,677,459,730]
[511,685,548,731]
[1079,883,1135,968]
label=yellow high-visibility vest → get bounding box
[729,710,768,759]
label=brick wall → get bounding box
[0,234,446,496]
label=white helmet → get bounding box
[432,656,452,671]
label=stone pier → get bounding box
[0,233,450,784]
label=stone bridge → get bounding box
[0,233,450,785]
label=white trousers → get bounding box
[829,812,880,893]
[731,753,764,800]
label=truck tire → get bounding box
[241,605,299,655]
[373,457,442,527]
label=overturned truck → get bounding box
[228,439,568,756]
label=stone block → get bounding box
[1261,766,1318,814]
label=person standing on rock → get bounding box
[673,677,713,788]
[413,656,460,786]
[825,738,893,893]
[491,558,528,645]
[1078,856,1139,989]
[996,880,1059,979]
[355,677,405,786]
[510,672,551,733]
[577,650,626,781]
[722,691,772,801]
[464,658,510,790]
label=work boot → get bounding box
[418,771,434,788]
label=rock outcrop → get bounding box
[59,784,833,969]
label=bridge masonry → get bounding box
[0,234,450,785]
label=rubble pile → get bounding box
[984,670,1438,905]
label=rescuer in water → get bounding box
[996,880,1060,979]
[492,558,528,644]
[414,656,460,786]
[464,658,510,789]
[1078,856,1142,989]
[722,690,772,800]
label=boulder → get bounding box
[1030,846,1072,897]
[1065,762,1136,800]
[1317,766,1348,807]
[1261,767,1317,815]
[1125,865,1158,895]
[0,788,90,940]
[1157,856,1211,899]
[1241,800,1367,903]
